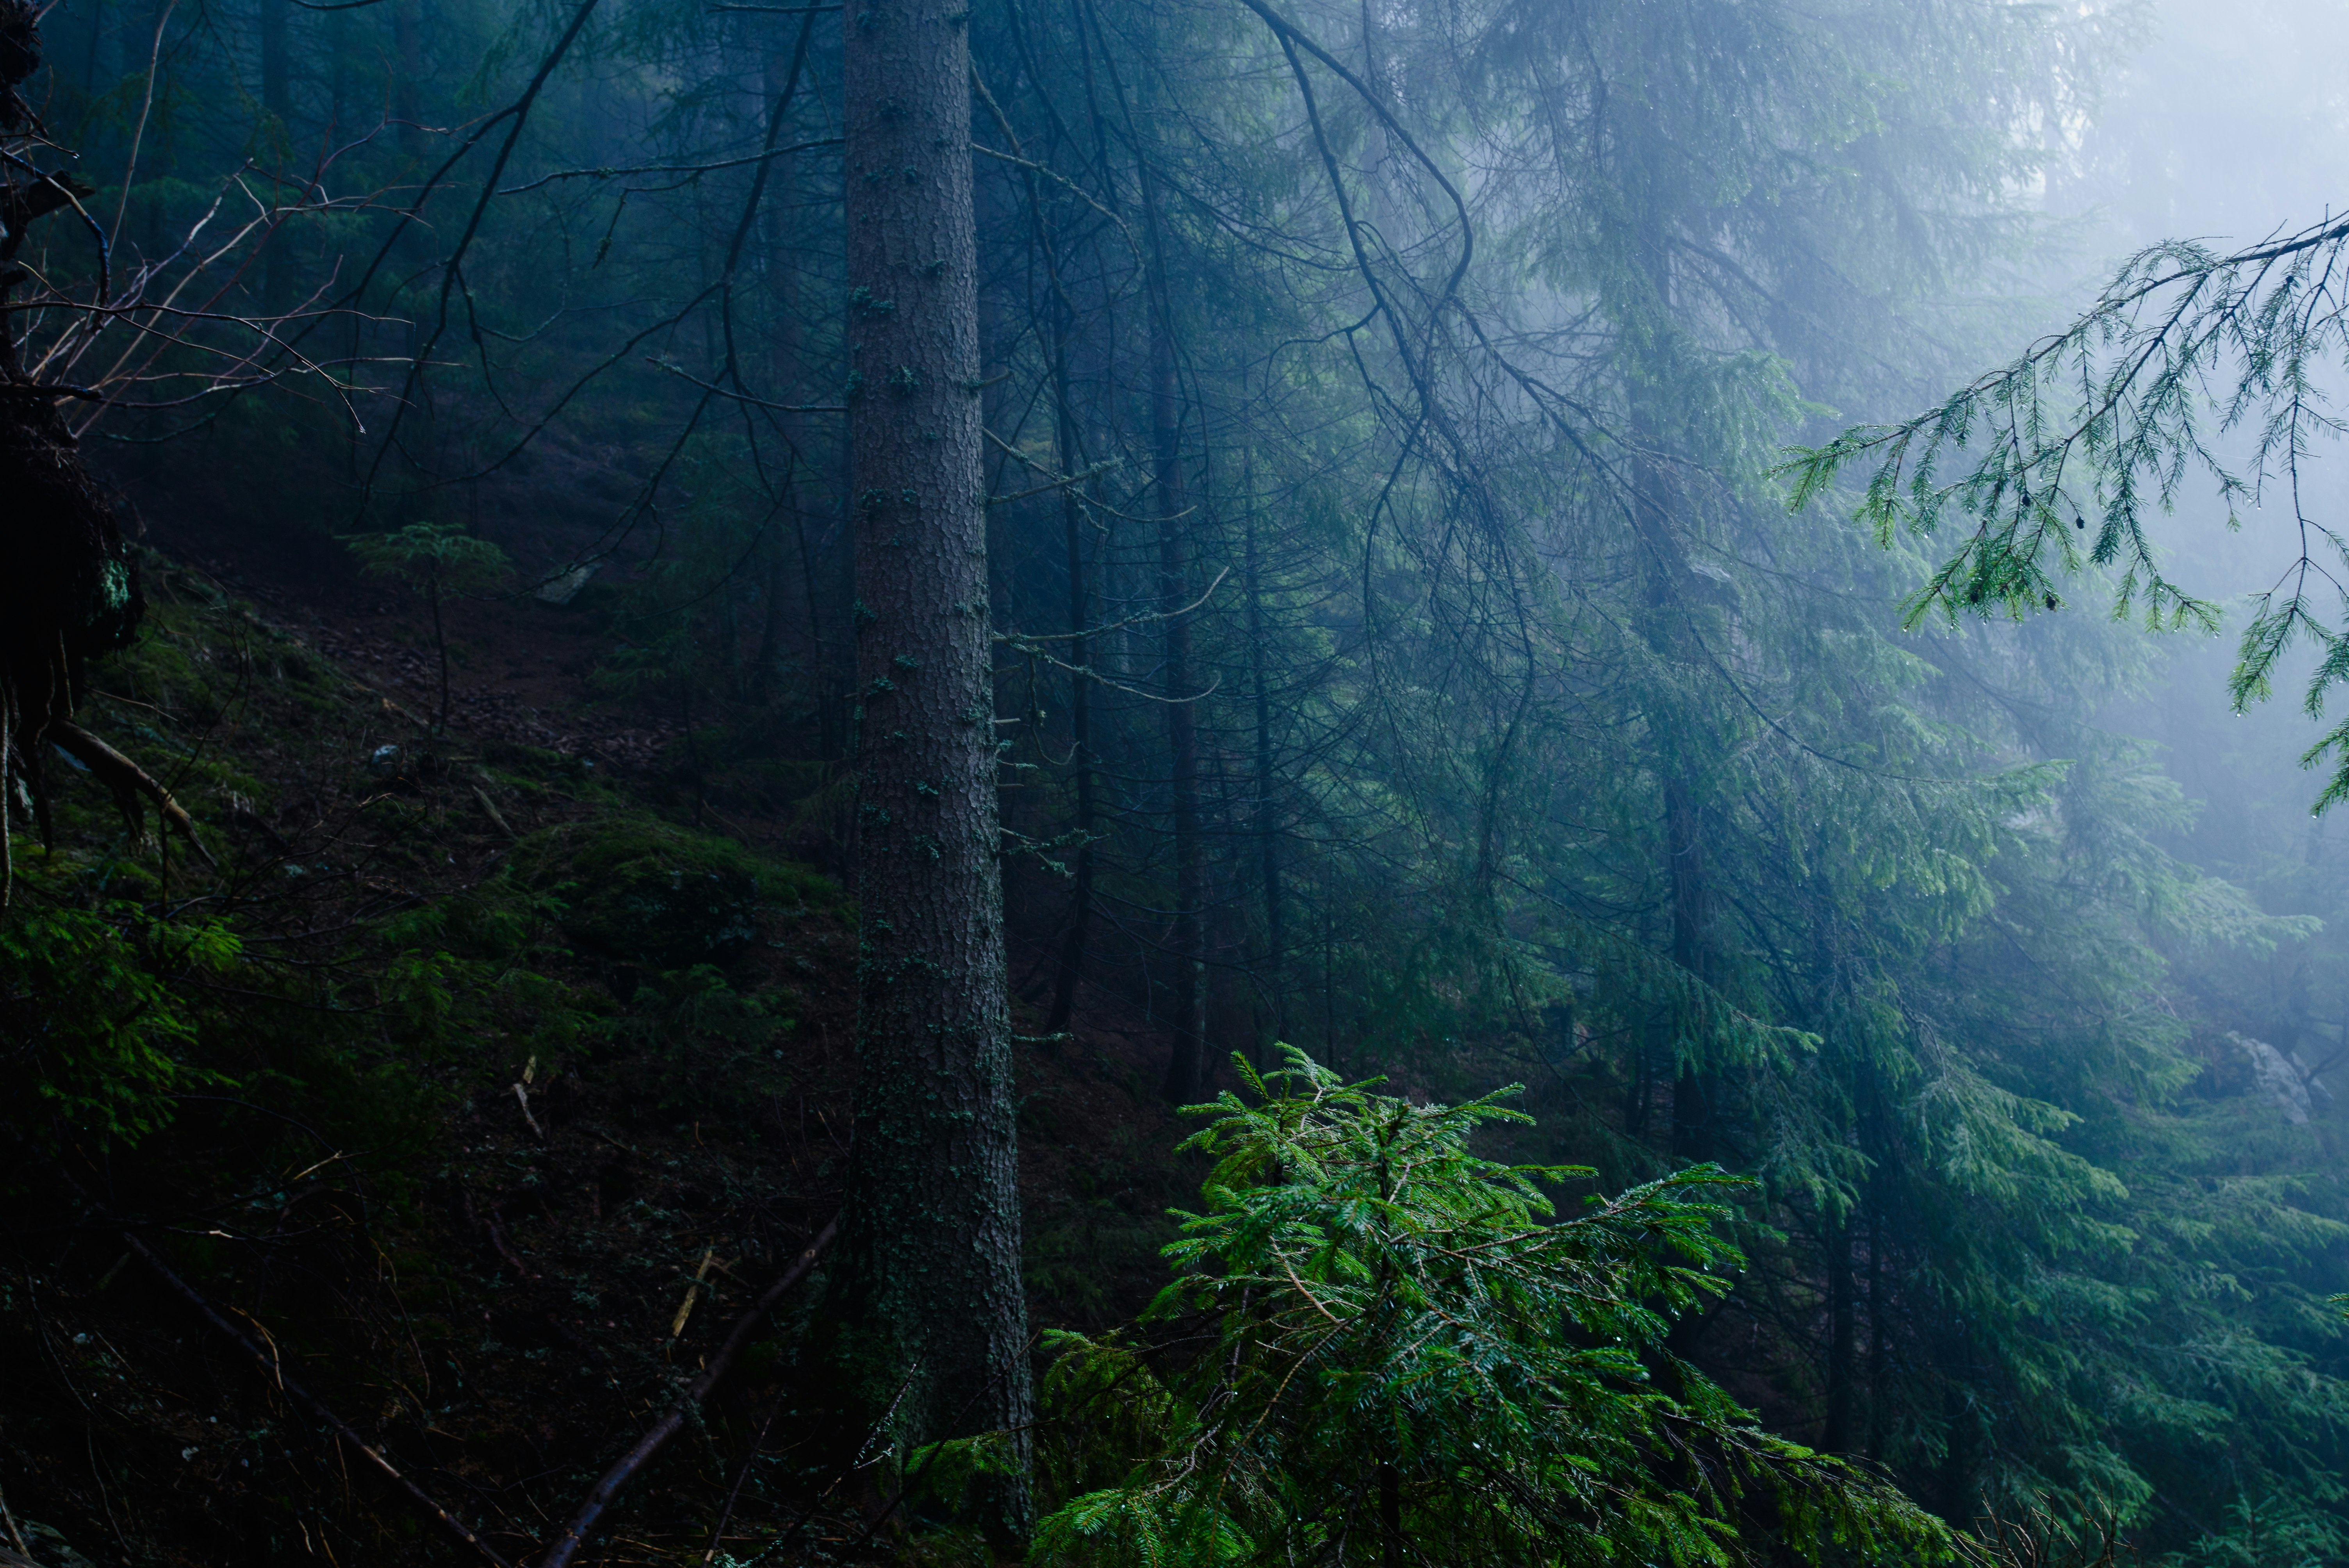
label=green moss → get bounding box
[508,813,838,972]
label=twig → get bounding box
[512,1081,545,1140]
[533,1215,839,1568]
[121,1230,516,1567]
[0,1479,29,1557]
[995,566,1227,644]
[485,1207,536,1279]
[700,1379,788,1563]
[670,1248,716,1338]
[474,786,517,838]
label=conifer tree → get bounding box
[827,0,1033,1531]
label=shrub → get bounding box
[508,814,834,973]
[0,904,237,1146]
[976,1048,1953,1567]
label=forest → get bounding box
[3,0,2349,1559]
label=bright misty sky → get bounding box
[2060,0,2349,253]
[2039,0,2349,852]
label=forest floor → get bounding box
[0,525,1192,1568]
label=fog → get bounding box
[2047,0,2349,883]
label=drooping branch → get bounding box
[1779,216,2349,803]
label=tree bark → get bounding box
[1823,1212,1856,1452]
[392,0,421,158]
[1144,164,1203,1103]
[1043,291,1094,1037]
[259,0,290,310]
[832,0,1033,1537]
[1665,774,1711,1158]
[429,579,449,732]
[1246,496,1282,1064]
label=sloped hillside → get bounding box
[0,552,1188,1567]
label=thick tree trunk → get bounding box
[832,0,1032,1536]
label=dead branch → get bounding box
[121,1229,517,1568]
[996,565,1227,643]
[498,137,842,196]
[534,1214,839,1568]
[50,721,217,867]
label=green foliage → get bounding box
[0,903,237,1145]
[1015,1049,1954,1568]
[507,813,836,972]
[600,964,797,1116]
[344,521,513,602]
[1775,218,2349,808]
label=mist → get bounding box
[0,0,2346,1561]
[2048,0,2349,928]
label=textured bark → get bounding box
[832,0,1033,1532]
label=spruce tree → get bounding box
[828,0,1034,1532]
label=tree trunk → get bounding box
[1246,497,1282,1063]
[429,581,449,732]
[1863,1070,1890,1462]
[831,0,1032,1537]
[393,0,421,158]
[1665,775,1711,1158]
[1044,293,1094,1037]
[1823,1213,1856,1452]
[760,29,826,720]
[80,0,105,95]
[259,0,290,310]
[1145,167,1203,1103]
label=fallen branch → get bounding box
[51,721,218,867]
[535,1214,839,1568]
[121,1229,516,1567]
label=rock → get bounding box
[533,562,601,606]
[2228,1032,2315,1124]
